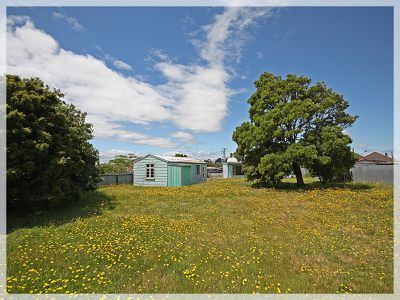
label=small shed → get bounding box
[132,154,207,187]
[222,157,244,179]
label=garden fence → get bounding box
[97,172,133,186]
[350,164,394,185]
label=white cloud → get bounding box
[155,7,273,132]
[113,59,133,71]
[6,15,30,27]
[155,62,231,132]
[171,131,195,143]
[148,48,170,61]
[199,7,272,65]
[95,44,134,71]
[6,8,274,146]
[85,115,175,148]
[256,51,264,60]
[7,16,175,148]
[162,149,222,161]
[52,12,86,32]
[98,149,134,162]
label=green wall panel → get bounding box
[168,165,181,186]
[181,166,191,186]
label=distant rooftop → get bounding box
[357,151,393,164]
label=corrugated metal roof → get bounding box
[156,155,205,164]
[133,154,205,164]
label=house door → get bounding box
[181,166,191,186]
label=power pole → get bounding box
[222,148,227,162]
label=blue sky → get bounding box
[7,6,393,162]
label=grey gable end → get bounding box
[133,154,207,187]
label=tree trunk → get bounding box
[293,162,304,187]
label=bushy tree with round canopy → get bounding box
[7,75,100,210]
[233,72,358,186]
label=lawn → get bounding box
[7,178,393,294]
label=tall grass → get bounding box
[7,179,393,294]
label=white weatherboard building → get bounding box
[133,154,207,187]
[222,157,244,179]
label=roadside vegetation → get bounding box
[7,179,393,294]
[98,154,137,174]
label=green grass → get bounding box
[7,178,393,294]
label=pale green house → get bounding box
[222,157,244,179]
[133,154,207,187]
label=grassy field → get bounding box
[7,178,393,294]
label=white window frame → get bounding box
[196,165,200,175]
[146,164,155,180]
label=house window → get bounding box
[196,165,200,175]
[146,164,155,179]
[233,165,243,175]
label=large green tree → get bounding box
[233,72,358,186]
[7,75,100,210]
[98,153,137,174]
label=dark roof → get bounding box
[358,151,393,164]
